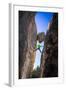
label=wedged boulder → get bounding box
[40,13,58,77]
[37,32,45,43]
[19,11,37,79]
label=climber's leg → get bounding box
[33,48,38,52]
[33,48,42,53]
[38,48,42,53]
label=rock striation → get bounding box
[19,11,37,79]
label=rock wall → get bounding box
[19,11,37,79]
[40,13,58,77]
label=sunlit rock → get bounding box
[19,11,37,79]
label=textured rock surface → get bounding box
[19,11,37,79]
[37,32,45,43]
[40,13,58,77]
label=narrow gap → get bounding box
[32,12,53,78]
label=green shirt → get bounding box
[35,44,41,49]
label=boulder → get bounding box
[37,32,45,43]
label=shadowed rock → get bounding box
[40,13,58,77]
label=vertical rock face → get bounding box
[19,11,37,79]
[40,13,58,77]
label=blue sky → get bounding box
[33,12,53,69]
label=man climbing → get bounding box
[33,32,45,53]
[34,43,43,53]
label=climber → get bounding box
[34,43,43,53]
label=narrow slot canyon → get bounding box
[19,11,58,79]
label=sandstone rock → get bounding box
[40,13,58,77]
[19,11,37,79]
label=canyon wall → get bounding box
[19,11,37,79]
[40,13,58,77]
[19,12,58,79]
